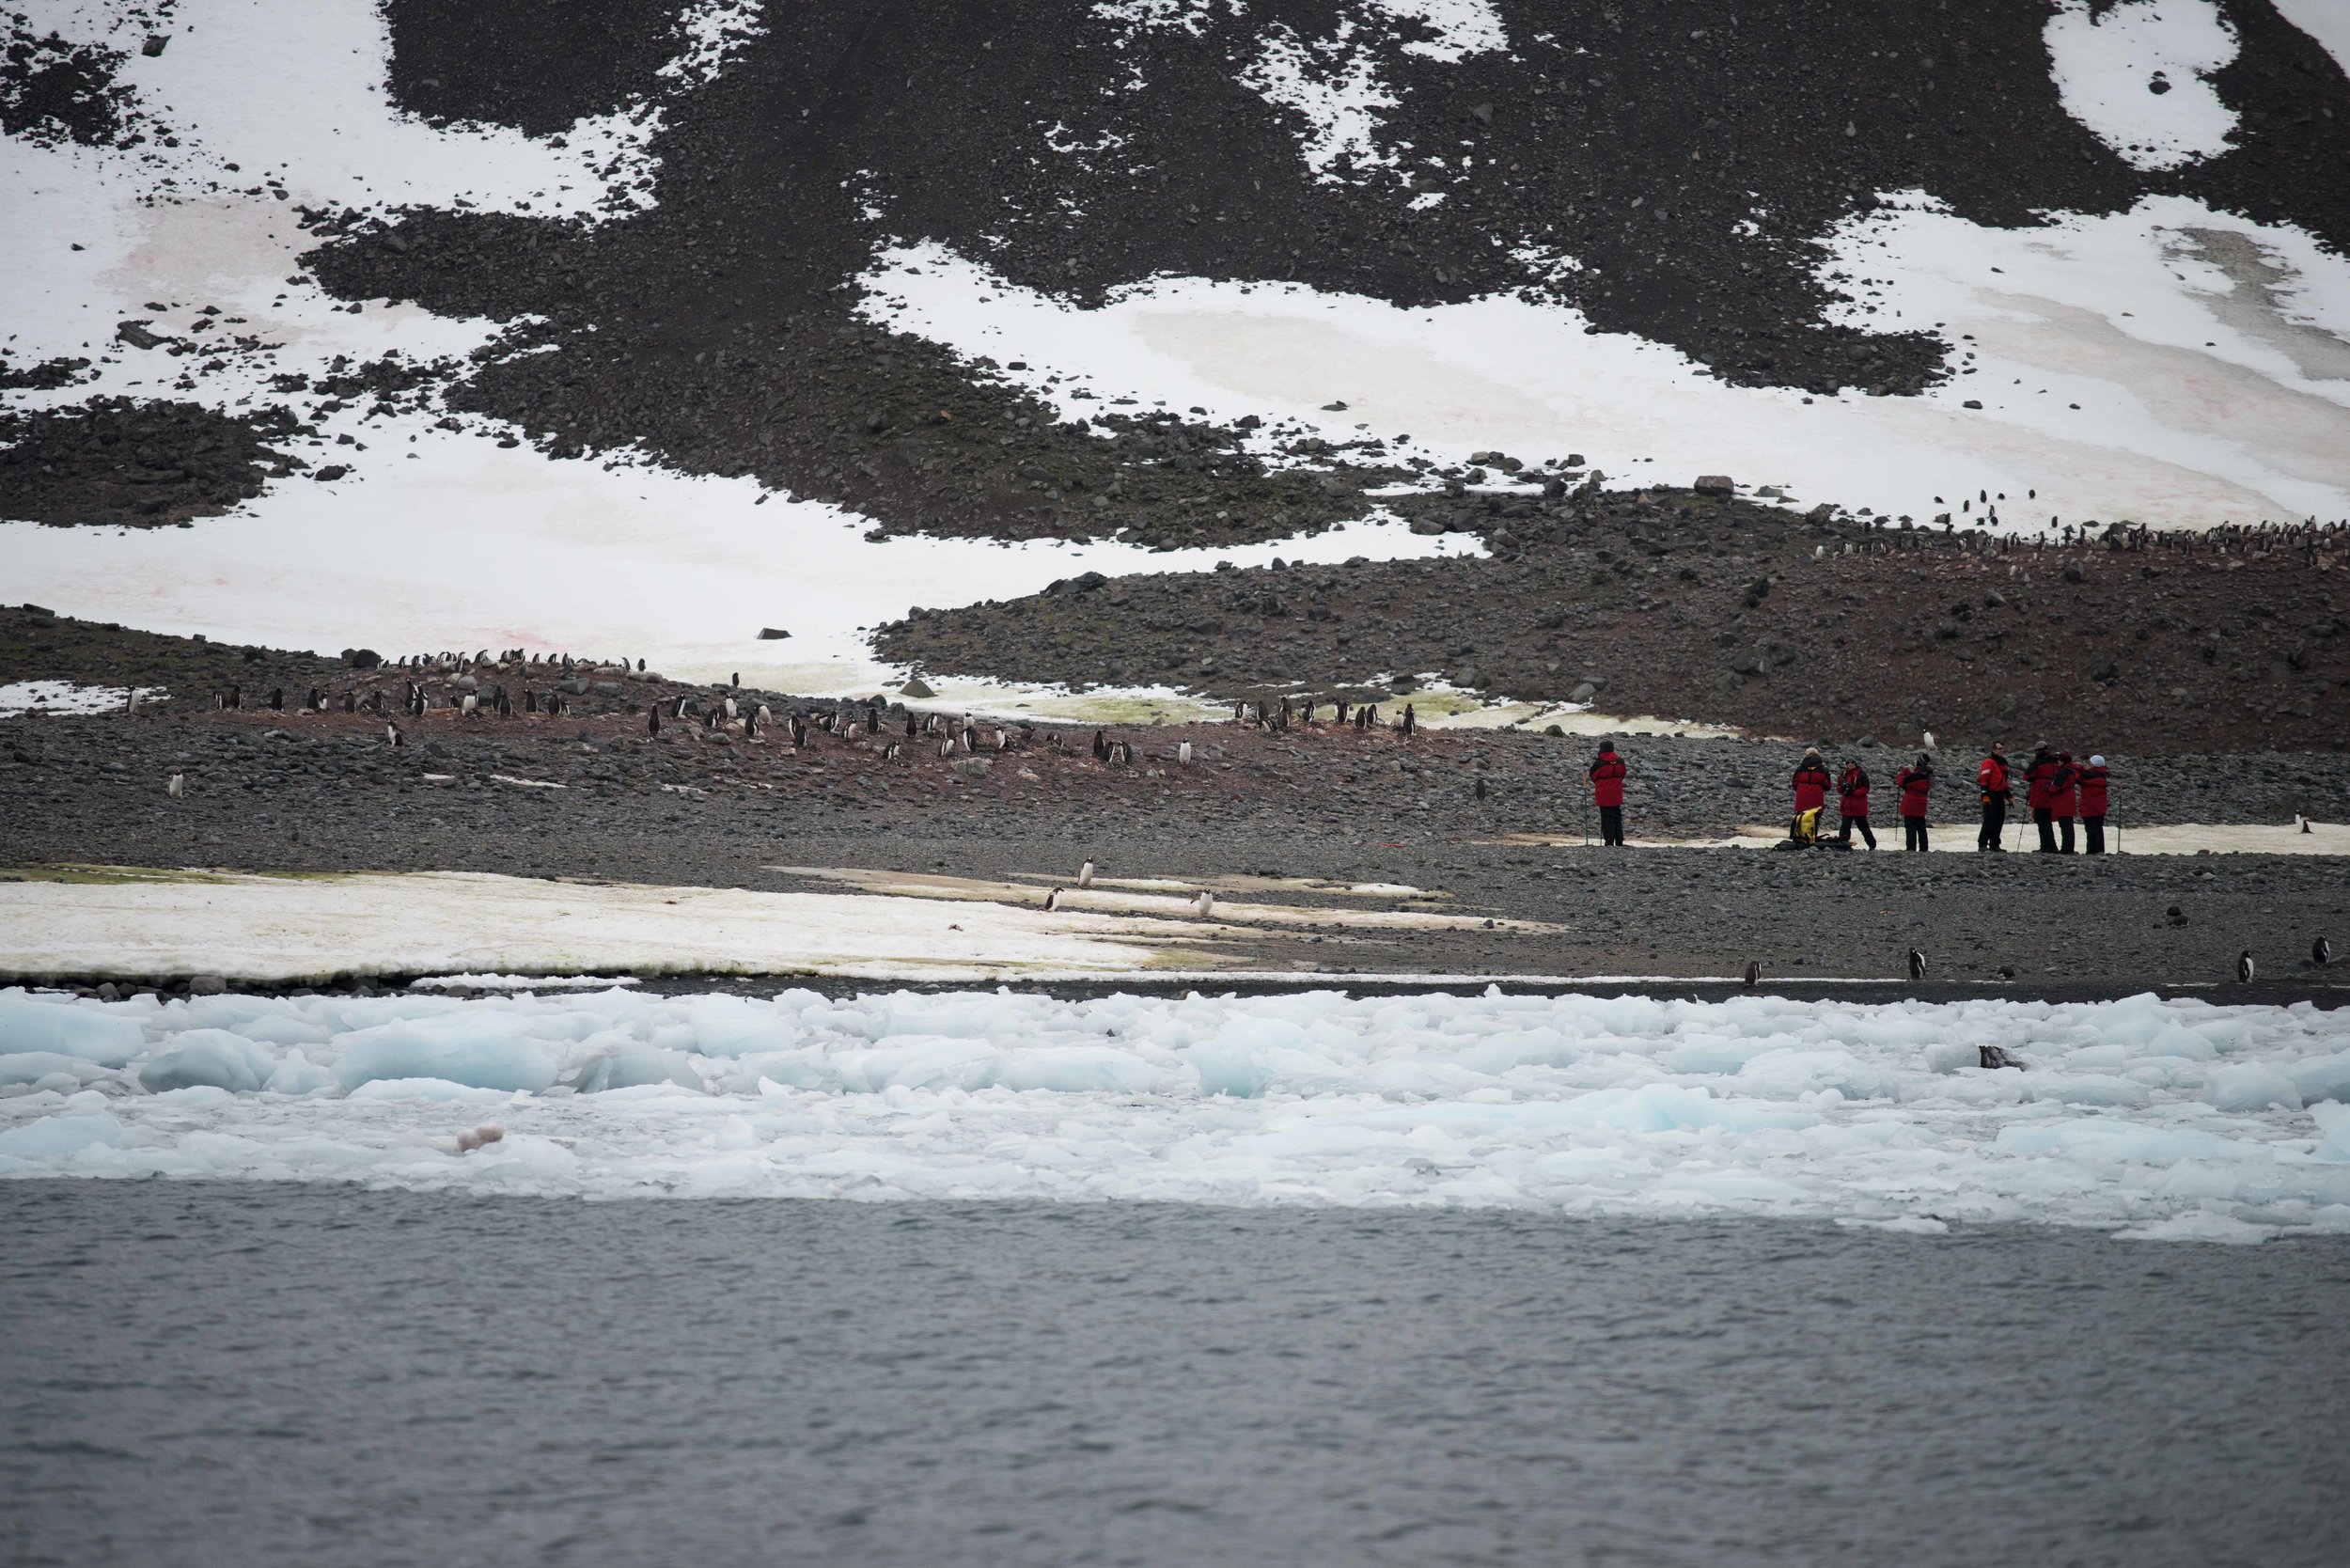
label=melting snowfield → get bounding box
[5,0,2350,688]
[4,984,2348,1241]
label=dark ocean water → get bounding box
[2,1186,2344,1567]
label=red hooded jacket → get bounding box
[2025,752,2058,810]
[1838,763,1871,817]
[2077,762,2108,817]
[1589,750,1626,808]
[1897,766,1933,818]
[1793,760,1831,812]
[1977,753,2010,803]
[2050,755,2079,818]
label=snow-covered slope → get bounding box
[4,0,2348,683]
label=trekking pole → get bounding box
[1583,796,1590,848]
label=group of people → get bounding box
[1971,741,2113,855]
[1584,740,2113,854]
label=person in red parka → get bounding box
[1588,741,1627,846]
[2049,751,2079,855]
[1791,747,1831,841]
[1896,753,1934,852]
[2025,743,2060,852]
[1976,741,2012,852]
[1837,755,1876,849]
[2077,754,2110,855]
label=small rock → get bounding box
[1694,474,1734,495]
[188,975,227,996]
[1569,681,1598,703]
[758,627,791,640]
[900,676,935,698]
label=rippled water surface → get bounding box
[3,1187,2346,1567]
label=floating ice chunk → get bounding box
[139,1030,279,1094]
[347,1078,524,1105]
[1000,1046,1166,1094]
[332,1017,559,1094]
[2311,1103,2350,1163]
[2114,1211,2277,1245]
[0,1052,108,1088]
[687,995,796,1058]
[0,992,148,1066]
[265,1049,333,1096]
[2204,1062,2302,1113]
[2288,1052,2350,1106]
[0,1111,126,1156]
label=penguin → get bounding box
[495,688,511,718]
[1742,960,1761,987]
[461,693,479,714]
[744,709,760,741]
[904,713,918,738]
[1092,729,1109,761]
[1078,859,1095,889]
[386,720,404,747]
[525,690,540,714]
[1978,1044,2024,1071]
[724,696,739,720]
[305,685,321,711]
[995,729,1010,751]
[166,772,184,799]
[731,672,741,688]
[757,703,773,728]
[2237,949,2256,983]
[884,742,901,761]
[939,739,954,759]
[1907,949,1927,982]
[2315,935,2334,968]
[268,686,284,712]
[1401,703,1416,737]
[1921,729,1936,751]
[1178,742,1193,765]
[342,690,357,713]
[1474,776,1487,801]
[647,706,662,737]
[962,725,977,752]
[1193,890,1215,918]
[1044,886,1064,912]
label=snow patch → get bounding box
[0,681,165,718]
[2044,1,2240,172]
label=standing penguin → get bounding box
[1401,703,1417,737]
[1044,886,1065,911]
[2313,936,2333,968]
[1077,859,1095,889]
[1742,960,1761,987]
[166,773,184,799]
[1907,949,1928,981]
[2237,949,2256,983]
[1193,890,1215,918]
[1178,742,1194,765]
[386,720,404,747]
[647,706,662,737]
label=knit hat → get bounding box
[2090,754,2105,766]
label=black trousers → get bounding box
[2035,807,2057,852]
[2084,815,2106,855]
[1904,817,1929,852]
[1840,813,1875,848]
[2058,816,2076,854]
[1598,805,1623,845]
[1979,797,2006,850]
